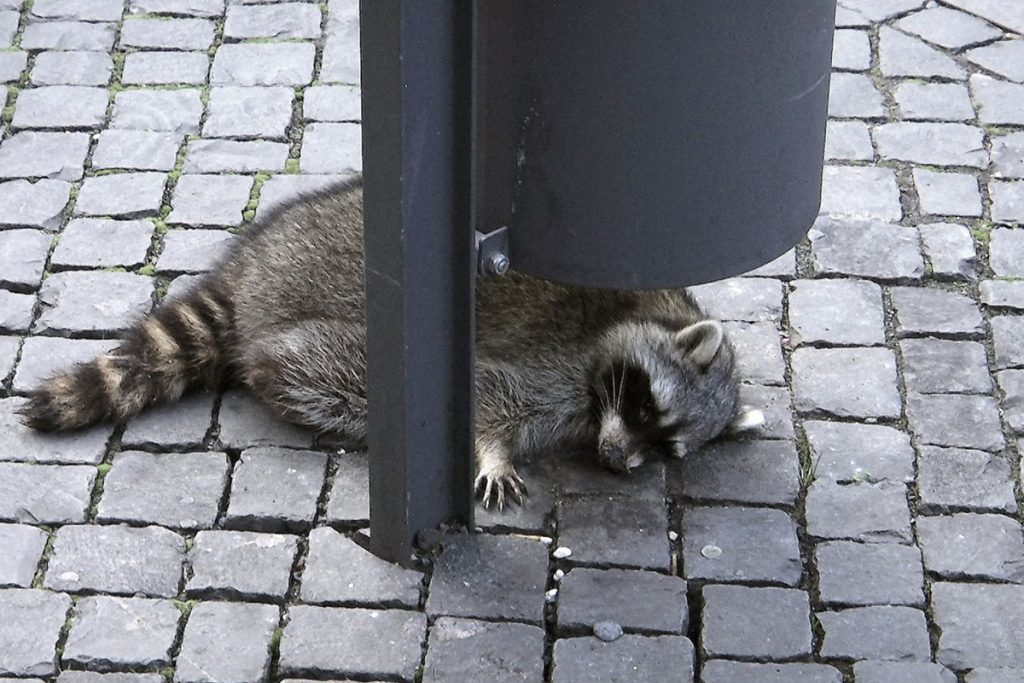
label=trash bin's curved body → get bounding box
[476,1,837,288]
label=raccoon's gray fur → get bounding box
[21,178,761,508]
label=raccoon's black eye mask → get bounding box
[596,361,684,443]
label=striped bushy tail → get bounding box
[19,281,235,432]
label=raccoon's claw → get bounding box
[475,464,527,510]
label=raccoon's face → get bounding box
[589,319,760,473]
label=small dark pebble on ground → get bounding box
[594,621,624,642]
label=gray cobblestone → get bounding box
[0,396,112,465]
[982,280,1024,309]
[809,216,921,279]
[217,390,314,449]
[203,86,294,139]
[12,86,109,130]
[805,481,912,543]
[818,606,930,661]
[899,338,991,394]
[687,277,782,323]
[301,526,422,608]
[897,7,1001,49]
[304,84,360,122]
[878,25,965,79]
[186,529,297,602]
[44,524,184,596]
[0,462,96,524]
[426,533,548,624]
[122,392,214,449]
[932,583,1024,669]
[224,3,321,39]
[702,661,841,683]
[990,229,1024,278]
[991,179,1024,224]
[122,51,209,85]
[721,321,785,385]
[914,169,982,217]
[0,524,47,588]
[557,567,688,635]
[183,139,289,173]
[32,0,124,21]
[35,270,153,335]
[920,222,978,280]
[97,451,228,529]
[300,122,362,174]
[175,601,279,683]
[991,315,1024,369]
[92,130,181,171]
[51,218,153,269]
[891,286,984,336]
[906,393,1005,452]
[63,596,179,670]
[320,34,359,84]
[0,336,17,379]
[224,447,326,532]
[816,541,924,607]
[918,513,1024,583]
[423,617,544,683]
[832,29,871,70]
[874,123,987,168]
[552,636,694,683]
[966,40,1024,83]
[13,337,118,394]
[675,439,800,507]
[0,589,71,677]
[789,279,884,346]
[156,229,236,273]
[737,384,794,440]
[992,132,1024,179]
[792,347,901,419]
[828,73,885,118]
[111,88,203,134]
[0,131,90,181]
[998,369,1024,432]
[0,290,33,333]
[168,174,253,226]
[121,17,215,50]
[966,669,1024,683]
[75,172,167,217]
[557,498,669,571]
[129,0,223,17]
[31,51,113,86]
[255,174,349,219]
[278,605,425,681]
[555,451,664,501]
[804,421,914,485]
[895,82,974,121]
[0,229,49,289]
[324,452,369,525]
[681,506,801,586]
[0,179,72,230]
[21,21,116,51]
[212,42,315,86]
[701,585,811,660]
[972,74,1024,126]
[824,120,873,161]
[0,51,26,83]
[854,662,956,683]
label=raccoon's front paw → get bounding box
[475,461,527,510]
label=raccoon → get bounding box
[20,177,762,509]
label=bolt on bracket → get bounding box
[475,225,510,277]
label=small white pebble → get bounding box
[701,544,723,559]
[538,536,553,545]
[553,569,565,582]
[668,531,679,542]
[553,546,572,559]
[59,571,80,582]
[545,588,559,603]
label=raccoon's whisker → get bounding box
[616,360,627,411]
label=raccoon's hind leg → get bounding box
[239,319,367,442]
[474,437,526,510]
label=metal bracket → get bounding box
[475,225,510,277]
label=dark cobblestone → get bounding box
[701,585,811,660]
[557,567,688,635]
[815,541,924,607]
[63,596,180,670]
[0,397,112,465]
[552,635,694,683]
[423,617,545,683]
[804,421,914,484]
[721,321,785,385]
[701,661,842,683]
[426,533,548,624]
[121,391,215,449]
[675,439,800,507]
[687,277,782,323]
[186,529,297,602]
[918,446,1018,514]
[892,287,984,336]
[788,279,884,346]
[932,583,1024,670]
[918,513,1024,583]
[737,384,794,440]
[805,481,913,543]
[13,337,118,394]
[853,661,957,683]
[792,347,901,419]
[906,393,1005,452]
[899,338,991,394]
[809,216,922,280]
[0,462,96,524]
[818,606,931,661]
[224,447,326,532]
[324,452,369,525]
[0,589,71,677]
[300,526,422,608]
[44,524,184,597]
[217,390,314,449]
[556,498,669,570]
[175,601,278,683]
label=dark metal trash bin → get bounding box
[475,1,837,288]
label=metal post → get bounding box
[359,0,475,565]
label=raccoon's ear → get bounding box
[675,320,724,370]
[729,407,765,432]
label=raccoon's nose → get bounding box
[597,444,632,474]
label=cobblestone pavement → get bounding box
[1,0,1024,681]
